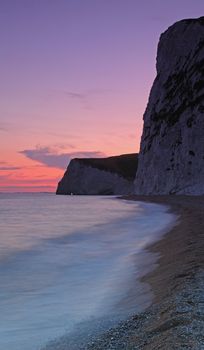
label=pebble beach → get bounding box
[85,196,204,349]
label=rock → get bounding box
[56,154,138,195]
[135,17,204,195]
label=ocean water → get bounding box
[0,193,176,350]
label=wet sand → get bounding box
[86,196,204,349]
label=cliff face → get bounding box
[135,17,204,195]
[57,154,138,195]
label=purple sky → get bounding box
[1,0,204,191]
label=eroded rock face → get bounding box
[135,17,204,195]
[57,154,138,195]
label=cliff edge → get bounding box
[56,153,138,195]
[135,17,204,194]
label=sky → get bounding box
[1,0,204,192]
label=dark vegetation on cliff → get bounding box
[74,153,138,181]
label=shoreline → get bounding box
[86,195,204,349]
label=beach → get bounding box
[1,194,204,349]
[86,196,204,349]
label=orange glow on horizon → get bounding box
[1,106,143,192]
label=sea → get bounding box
[0,193,176,350]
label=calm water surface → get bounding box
[0,193,175,350]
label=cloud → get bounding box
[65,92,86,100]
[64,90,91,110]
[57,88,111,110]
[65,89,110,99]
[0,166,21,171]
[20,146,106,169]
[0,161,22,171]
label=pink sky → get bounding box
[1,0,204,192]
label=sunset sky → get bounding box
[1,0,204,192]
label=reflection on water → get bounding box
[0,193,175,350]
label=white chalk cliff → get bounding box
[57,154,138,195]
[135,17,204,195]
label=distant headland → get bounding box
[56,153,138,195]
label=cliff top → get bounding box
[71,153,138,180]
